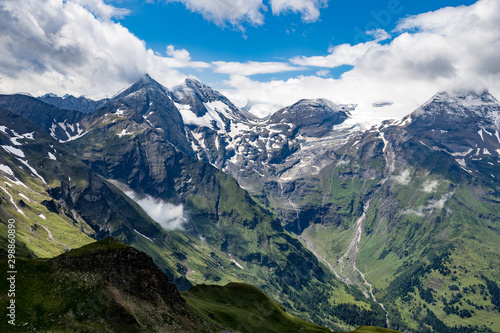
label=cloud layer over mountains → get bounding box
[0,0,499,123]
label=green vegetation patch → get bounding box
[183,282,332,333]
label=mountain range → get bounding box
[0,74,499,332]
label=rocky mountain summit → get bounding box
[38,93,108,113]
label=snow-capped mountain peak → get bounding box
[112,74,169,101]
[414,90,500,124]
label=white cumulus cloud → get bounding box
[165,0,266,26]
[72,0,131,20]
[213,61,304,76]
[165,45,210,68]
[164,0,330,26]
[270,0,328,22]
[0,0,204,98]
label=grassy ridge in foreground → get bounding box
[183,282,331,333]
[183,282,402,333]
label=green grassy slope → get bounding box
[183,282,332,333]
[298,130,500,332]
[0,238,221,332]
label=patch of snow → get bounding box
[0,185,25,215]
[176,102,226,132]
[484,148,491,155]
[117,128,134,138]
[190,138,199,152]
[252,168,264,177]
[50,122,57,139]
[56,120,88,142]
[379,133,389,153]
[115,108,125,116]
[228,253,245,270]
[3,176,27,188]
[455,158,466,167]
[48,152,57,160]
[134,229,154,243]
[39,213,46,220]
[17,158,46,184]
[22,131,34,140]
[142,115,153,126]
[272,142,281,149]
[0,126,8,134]
[215,136,220,151]
[205,101,233,119]
[483,128,493,136]
[18,193,30,202]
[397,116,412,127]
[58,121,72,138]
[1,145,25,158]
[39,224,56,242]
[450,148,474,157]
[0,164,14,176]
[419,140,433,150]
[478,129,484,141]
[247,139,260,148]
[9,131,35,146]
[191,131,206,150]
[59,130,88,143]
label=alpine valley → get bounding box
[1,74,499,332]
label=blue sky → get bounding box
[116,0,477,86]
[0,0,498,123]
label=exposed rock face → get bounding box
[0,107,162,243]
[53,238,186,306]
[0,94,87,142]
[401,91,500,179]
[270,98,350,138]
[38,93,107,113]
